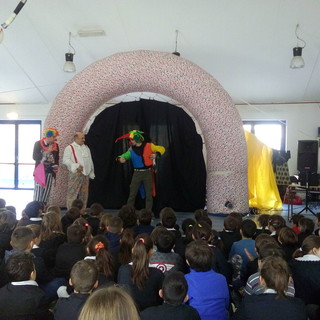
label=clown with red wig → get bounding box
[32,128,59,204]
[116,130,165,210]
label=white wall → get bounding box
[1,102,319,176]
[236,103,320,176]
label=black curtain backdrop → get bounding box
[86,99,206,215]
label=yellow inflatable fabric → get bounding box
[245,130,282,211]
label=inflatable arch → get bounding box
[45,50,248,213]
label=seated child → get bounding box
[291,213,304,235]
[105,216,123,258]
[149,229,183,273]
[133,209,155,235]
[219,215,242,258]
[87,203,104,236]
[229,219,257,287]
[194,209,208,222]
[0,251,53,320]
[61,207,81,234]
[141,271,201,320]
[118,205,137,229]
[185,240,229,320]
[54,260,98,320]
[0,210,17,260]
[18,201,43,226]
[159,207,181,239]
[253,214,271,239]
[297,217,315,246]
[53,224,86,279]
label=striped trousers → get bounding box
[33,172,53,204]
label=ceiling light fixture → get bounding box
[290,24,306,69]
[78,29,105,37]
[63,32,76,73]
[0,0,28,44]
[172,29,180,56]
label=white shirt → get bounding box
[63,142,95,179]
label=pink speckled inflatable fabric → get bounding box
[45,50,248,213]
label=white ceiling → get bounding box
[1,0,320,105]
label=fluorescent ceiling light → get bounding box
[78,29,105,37]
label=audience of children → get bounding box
[140,271,201,320]
[0,197,319,320]
[54,260,98,320]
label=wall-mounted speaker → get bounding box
[297,140,318,173]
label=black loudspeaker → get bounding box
[297,140,318,172]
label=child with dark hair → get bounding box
[194,208,208,222]
[118,234,164,311]
[85,235,115,285]
[53,224,87,279]
[291,213,304,235]
[118,204,137,229]
[0,252,53,320]
[71,199,86,215]
[73,217,93,245]
[87,203,104,236]
[268,215,286,241]
[278,227,299,261]
[105,216,123,259]
[229,219,257,288]
[254,214,271,238]
[234,256,307,320]
[61,206,81,234]
[297,217,315,246]
[174,218,196,271]
[133,209,155,235]
[185,240,229,320]
[141,271,201,320]
[54,260,98,320]
[219,215,242,258]
[159,207,181,238]
[192,222,232,284]
[18,200,44,226]
[150,229,183,274]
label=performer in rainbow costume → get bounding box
[33,128,59,204]
[116,130,165,210]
